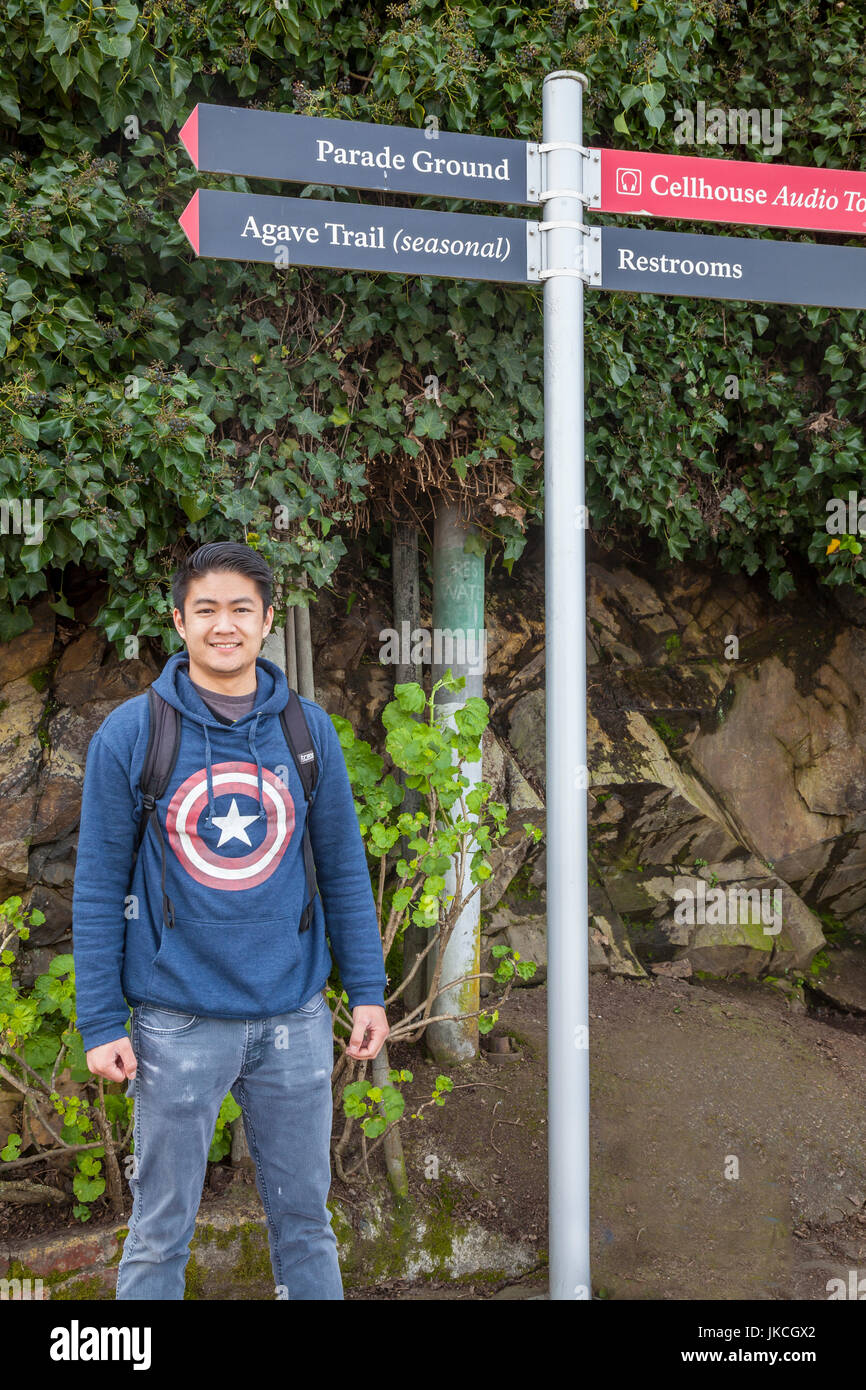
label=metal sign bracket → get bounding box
[537,221,601,285]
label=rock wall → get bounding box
[0,592,158,988]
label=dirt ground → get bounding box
[5,973,866,1300]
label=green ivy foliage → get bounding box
[1,0,865,649]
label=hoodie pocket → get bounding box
[149,912,309,1016]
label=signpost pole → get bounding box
[542,69,591,1301]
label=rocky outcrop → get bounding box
[0,597,158,952]
[475,536,866,986]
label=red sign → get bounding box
[588,148,866,237]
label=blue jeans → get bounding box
[115,989,343,1300]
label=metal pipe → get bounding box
[392,520,426,1018]
[426,501,485,1064]
[295,573,315,701]
[542,69,591,1301]
[285,606,298,691]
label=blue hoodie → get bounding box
[72,652,388,1052]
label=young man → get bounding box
[72,541,389,1301]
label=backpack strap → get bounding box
[279,688,319,933]
[133,687,182,930]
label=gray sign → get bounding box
[595,226,866,310]
[180,103,538,206]
[178,188,538,284]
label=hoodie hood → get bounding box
[152,651,291,829]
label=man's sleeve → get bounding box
[72,721,138,1051]
[307,712,388,1010]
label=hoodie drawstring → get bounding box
[201,712,264,826]
[203,722,216,827]
[247,712,265,821]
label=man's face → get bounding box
[173,570,274,680]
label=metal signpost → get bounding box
[540,71,591,1303]
[179,76,866,1304]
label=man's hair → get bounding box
[172,542,274,617]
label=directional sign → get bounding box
[179,104,539,206]
[178,188,539,284]
[586,147,866,237]
[591,226,866,310]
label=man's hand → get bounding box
[86,1036,137,1084]
[346,1004,389,1061]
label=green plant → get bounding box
[0,894,130,1221]
[818,910,847,944]
[650,715,682,749]
[507,858,542,901]
[333,673,538,1181]
[208,1093,242,1162]
[342,1068,413,1140]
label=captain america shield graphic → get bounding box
[166,761,295,890]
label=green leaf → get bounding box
[0,90,21,122]
[50,52,79,92]
[6,279,33,301]
[59,296,92,324]
[73,1174,105,1203]
[361,1115,387,1138]
[179,492,211,522]
[1,1134,23,1161]
[48,954,75,978]
[609,357,631,387]
[393,683,427,713]
[97,32,132,59]
[13,414,39,442]
[44,15,78,56]
[294,407,325,439]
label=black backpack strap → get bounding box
[279,689,319,933]
[133,687,182,930]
